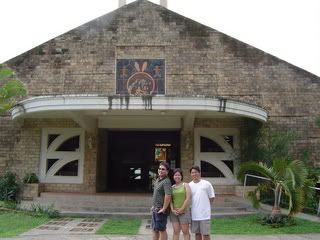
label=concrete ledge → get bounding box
[11,95,268,122]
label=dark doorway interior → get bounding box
[105,131,180,192]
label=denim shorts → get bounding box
[151,211,168,231]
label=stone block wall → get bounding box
[0,118,97,193]
[1,0,320,184]
[180,129,194,182]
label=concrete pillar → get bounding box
[180,129,194,182]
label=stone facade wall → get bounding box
[7,0,319,108]
[1,0,320,190]
[0,115,21,174]
[0,118,97,193]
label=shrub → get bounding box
[0,171,18,201]
[258,214,296,228]
[23,173,39,183]
[304,188,320,214]
[30,203,60,218]
[0,200,18,210]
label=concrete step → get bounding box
[19,192,258,218]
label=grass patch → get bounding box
[212,214,320,234]
[0,211,50,237]
[96,218,142,235]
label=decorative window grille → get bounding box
[40,128,84,183]
[195,128,239,185]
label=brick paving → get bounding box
[20,218,105,236]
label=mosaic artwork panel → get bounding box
[116,59,165,96]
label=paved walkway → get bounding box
[1,217,320,240]
[1,233,320,240]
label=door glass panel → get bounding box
[200,136,224,152]
[201,160,225,177]
[129,167,141,180]
[47,134,60,148]
[56,136,80,151]
[155,143,171,161]
[55,160,79,176]
[46,158,59,173]
[222,160,234,173]
[223,136,234,148]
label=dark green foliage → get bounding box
[30,203,60,218]
[238,127,312,217]
[0,67,12,79]
[0,172,18,201]
[23,173,39,184]
[258,214,296,228]
[304,188,320,214]
[240,119,262,164]
[299,149,320,184]
[238,159,308,216]
[212,214,320,234]
[256,128,297,166]
[240,123,297,166]
[0,200,17,210]
[0,64,27,113]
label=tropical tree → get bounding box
[238,127,314,218]
[238,159,308,218]
[0,65,27,114]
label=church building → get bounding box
[1,0,319,197]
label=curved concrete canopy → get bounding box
[11,95,268,122]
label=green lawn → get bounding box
[1,211,319,237]
[96,218,142,235]
[212,215,320,234]
[0,211,50,237]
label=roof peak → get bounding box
[122,0,167,8]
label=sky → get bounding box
[0,0,319,77]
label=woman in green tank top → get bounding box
[170,168,191,240]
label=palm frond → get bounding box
[288,160,308,188]
[272,159,289,180]
[246,185,267,209]
[280,182,293,212]
[288,187,305,216]
[238,161,274,182]
[247,190,260,209]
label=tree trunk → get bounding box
[271,207,282,218]
[272,184,282,218]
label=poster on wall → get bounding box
[116,59,165,96]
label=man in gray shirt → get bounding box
[151,161,172,240]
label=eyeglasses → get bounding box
[158,167,167,171]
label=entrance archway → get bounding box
[98,130,180,192]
